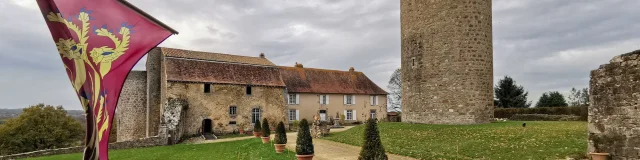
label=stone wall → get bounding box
[146,48,163,137]
[166,82,288,136]
[400,0,493,124]
[0,136,167,160]
[588,50,640,159]
[116,71,148,142]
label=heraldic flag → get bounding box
[36,0,177,159]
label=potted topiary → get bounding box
[253,119,262,137]
[358,118,388,160]
[261,118,271,144]
[295,119,314,160]
[274,121,287,153]
[589,135,611,160]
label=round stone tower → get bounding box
[400,0,493,124]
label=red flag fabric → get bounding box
[36,0,174,159]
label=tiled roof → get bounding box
[159,47,275,66]
[279,66,388,95]
[165,58,285,87]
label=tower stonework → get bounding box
[401,0,493,124]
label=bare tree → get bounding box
[387,68,402,112]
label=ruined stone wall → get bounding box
[116,71,147,142]
[146,48,163,137]
[400,0,493,124]
[166,82,288,136]
[588,50,640,159]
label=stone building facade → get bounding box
[588,50,640,159]
[115,71,148,142]
[400,0,493,124]
[116,47,288,141]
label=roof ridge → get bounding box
[279,66,362,73]
[159,47,263,59]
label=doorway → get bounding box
[319,110,327,121]
[202,119,212,134]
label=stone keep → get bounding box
[588,50,640,159]
[400,0,493,124]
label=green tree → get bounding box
[261,118,270,137]
[494,76,531,108]
[295,119,313,155]
[358,118,388,160]
[0,104,83,155]
[536,91,569,107]
[274,122,287,144]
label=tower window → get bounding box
[204,84,211,93]
[246,86,252,95]
[412,57,416,67]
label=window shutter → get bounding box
[375,96,379,105]
[353,95,356,104]
[344,95,347,104]
[344,110,347,120]
[370,96,374,105]
[296,110,299,120]
[319,95,322,104]
[327,95,330,104]
[353,110,357,121]
[286,94,290,104]
[296,94,300,104]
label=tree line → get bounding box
[387,68,589,111]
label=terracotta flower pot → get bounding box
[239,128,245,135]
[589,153,610,160]
[261,137,271,144]
[253,132,262,137]
[274,144,286,153]
[295,154,314,160]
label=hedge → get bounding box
[494,106,587,121]
[509,114,581,121]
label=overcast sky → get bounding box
[1,0,639,110]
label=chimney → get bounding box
[349,67,354,73]
[259,53,265,58]
[295,62,304,68]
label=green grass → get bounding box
[325,121,587,160]
[26,138,295,160]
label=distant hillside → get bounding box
[0,108,85,120]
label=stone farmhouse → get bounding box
[115,47,387,142]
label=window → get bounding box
[412,58,415,66]
[246,86,252,95]
[204,84,211,93]
[251,108,261,123]
[288,109,297,121]
[320,95,328,105]
[346,110,353,120]
[370,95,378,106]
[288,94,298,104]
[370,110,376,119]
[345,95,354,105]
[229,106,237,115]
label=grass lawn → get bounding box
[26,138,295,160]
[325,121,587,160]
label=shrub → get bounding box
[358,118,388,160]
[274,122,287,144]
[261,118,270,137]
[509,114,581,121]
[253,119,261,132]
[295,119,314,155]
[494,106,587,121]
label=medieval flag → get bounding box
[36,0,177,159]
